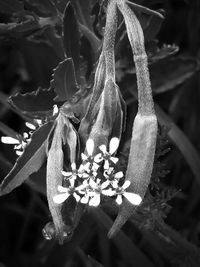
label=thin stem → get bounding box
[117,0,154,115]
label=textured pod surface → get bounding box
[109,113,157,237]
[46,115,66,244]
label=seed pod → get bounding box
[108,0,158,237]
[46,114,66,244]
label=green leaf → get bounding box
[63,2,80,79]
[0,122,54,196]
[9,87,56,118]
[51,59,79,102]
[0,0,24,14]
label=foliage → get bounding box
[0,0,200,266]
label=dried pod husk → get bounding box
[108,0,158,237]
[108,113,157,237]
[46,112,78,244]
[88,78,124,151]
[78,54,106,143]
[46,114,65,244]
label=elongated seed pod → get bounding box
[108,0,158,237]
[46,114,66,244]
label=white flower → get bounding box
[88,178,110,207]
[95,137,120,169]
[76,180,90,204]
[114,180,142,206]
[53,180,80,204]
[104,167,123,187]
[1,135,27,156]
[81,139,100,175]
[61,162,79,184]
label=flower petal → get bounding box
[122,180,131,189]
[1,136,20,144]
[53,104,59,115]
[71,162,76,171]
[53,193,70,204]
[25,122,36,130]
[114,171,123,179]
[81,194,89,204]
[89,194,101,207]
[94,153,103,163]
[14,144,22,150]
[102,189,115,196]
[57,185,68,193]
[99,144,107,153]
[81,153,88,161]
[73,192,81,202]
[112,180,119,188]
[89,178,97,188]
[92,162,100,171]
[23,132,29,139]
[16,150,23,156]
[86,139,94,156]
[109,137,119,154]
[104,160,110,170]
[101,180,110,189]
[110,157,118,164]
[115,195,123,205]
[124,192,142,205]
[61,171,72,177]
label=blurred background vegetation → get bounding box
[0,0,200,266]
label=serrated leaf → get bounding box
[0,122,54,196]
[63,2,80,79]
[51,58,79,102]
[0,0,24,14]
[9,87,56,118]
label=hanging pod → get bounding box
[108,0,158,237]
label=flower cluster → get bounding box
[53,138,142,207]
[1,120,42,156]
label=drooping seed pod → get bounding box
[108,0,158,237]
